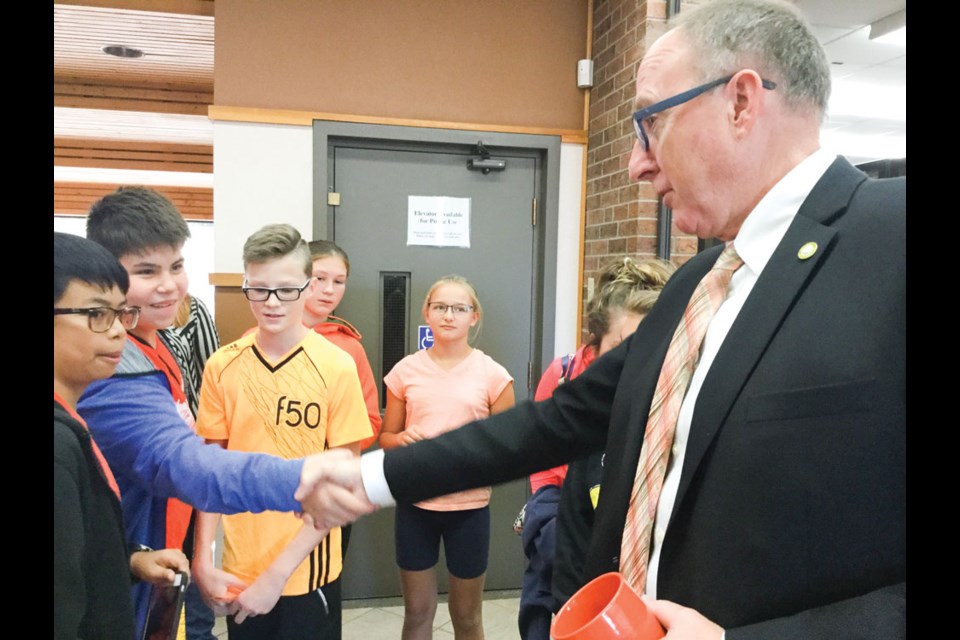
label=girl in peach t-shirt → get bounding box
[380,275,514,640]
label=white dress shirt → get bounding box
[644,148,836,597]
[360,148,838,598]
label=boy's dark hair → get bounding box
[243,224,312,278]
[86,186,190,258]
[54,232,130,304]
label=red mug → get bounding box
[551,572,666,640]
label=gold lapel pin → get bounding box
[797,242,818,260]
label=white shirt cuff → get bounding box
[360,449,396,507]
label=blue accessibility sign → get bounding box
[418,325,434,350]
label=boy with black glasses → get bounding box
[54,232,189,640]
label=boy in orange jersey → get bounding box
[192,224,371,640]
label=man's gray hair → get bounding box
[672,0,831,120]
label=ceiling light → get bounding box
[102,45,144,59]
[872,26,905,47]
[869,9,906,42]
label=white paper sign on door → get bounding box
[407,196,471,248]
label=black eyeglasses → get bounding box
[242,279,312,302]
[632,74,777,151]
[53,306,141,333]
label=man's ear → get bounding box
[727,69,766,137]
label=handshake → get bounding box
[193,449,378,623]
[295,448,379,530]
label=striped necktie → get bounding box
[619,243,743,591]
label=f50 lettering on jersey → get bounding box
[276,395,322,429]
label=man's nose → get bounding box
[627,139,658,183]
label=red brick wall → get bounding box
[582,0,699,340]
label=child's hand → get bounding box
[233,568,287,624]
[129,548,189,585]
[399,428,423,445]
[192,559,247,616]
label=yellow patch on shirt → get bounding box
[589,485,601,509]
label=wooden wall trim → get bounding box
[55,137,213,173]
[214,286,256,345]
[210,273,244,286]
[209,105,589,145]
[55,182,213,221]
[576,0,595,341]
[54,0,214,16]
[55,79,212,115]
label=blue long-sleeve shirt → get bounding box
[78,338,302,638]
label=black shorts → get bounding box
[394,503,490,579]
[226,577,341,640]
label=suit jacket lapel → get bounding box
[669,158,866,517]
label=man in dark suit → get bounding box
[298,0,905,636]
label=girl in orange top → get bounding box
[380,275,515,640]
[303,240,381,451]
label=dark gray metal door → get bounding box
[328,140,539,599]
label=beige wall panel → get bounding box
[216,0,587,130]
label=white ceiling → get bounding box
[795,0,906,164]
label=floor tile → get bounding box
[433,596,519,640]
[342,607,407,639]
[209,593,521,638]
[342,606,368,624]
